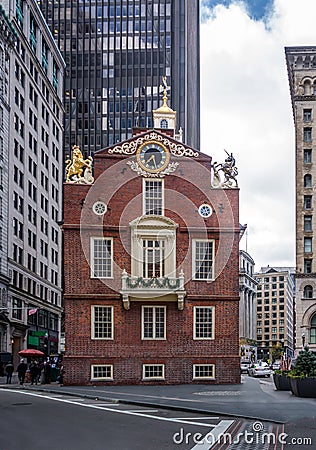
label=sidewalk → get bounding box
[1,375,316,424]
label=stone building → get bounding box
[286,47,316,353]
[62,92,240,385]
[0,4,17,370]
[239,250,257,360]
[255,267,295,360]
[1,0,64,366]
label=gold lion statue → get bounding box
[65,145,93,183]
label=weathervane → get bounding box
[160,76,170,107]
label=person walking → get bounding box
[43,360,51,384]
[17,359,27,385]
[29,360,39,385]
[5,361,14,384]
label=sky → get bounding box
[199,0,316,271]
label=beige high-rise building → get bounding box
[255,267,295,361]
[286,47,316,353]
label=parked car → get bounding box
[248,362,272,378]
[240,361,250,373]
[271,362,280,371]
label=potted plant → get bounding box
[273,355,291,390]
[289,346,316,398]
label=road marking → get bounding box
[88,403,121,406]
[190,420,234,450]
[4,390,224,429]
[124,409,159,413]
[68,388,204,403]
[172,416,220,420]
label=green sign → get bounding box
[28,336,39,346]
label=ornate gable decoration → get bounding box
[211,150,238,189]
[108,131,198,178]
[65,145,94,184]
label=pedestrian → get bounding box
[37,360,43,384]
[43,360,51,384]
[5,361,14,384]
[29,360,39,385]
[17,359,27,385]
[57,362,64,385]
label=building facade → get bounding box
[239,250,257,360]
[255,267,295,361]
[1,0,64,367]
[38,0,200,155]
[286,47,316,354]
[62,98,240,385]
[0,5,17,370]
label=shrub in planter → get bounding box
[289,376,316,398]
[273,370,291,390]
[288,347,316,398]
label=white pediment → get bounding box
[129,215,178,230]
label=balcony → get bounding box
[120,269,186,311]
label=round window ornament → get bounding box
[93,201,107,216]
[198,204,212,218]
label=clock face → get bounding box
[136,141,170,173]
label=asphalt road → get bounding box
[1,376,315,449]
[0,389,282,450]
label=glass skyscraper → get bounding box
[39,0,200,156]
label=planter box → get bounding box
[290,377,316,398]
[273,373,291,390]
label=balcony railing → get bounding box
[120,269,186,311]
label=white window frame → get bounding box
[142,178,164,216]
[193,364,215,380]
[90,237,113,278]
[160,119,168,129]
[142,306,166,340]
[91,364,113,381]
[91,305,114,340]
[142,238,165,278]
[130,216,177,278]
[142,364,165,380]
[193,306,215,340]
[192,239,215,281]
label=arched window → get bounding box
[160,119,168,129]
[310,314,316,344]
[304,285,313,299]
[313,81,316,95]
[304,174,312,188]
[304,80,311,95]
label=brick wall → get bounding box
[63,131,240,385]
[63,299,240,385]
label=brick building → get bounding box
[62,93,240,385]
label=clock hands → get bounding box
[145,154,157,169]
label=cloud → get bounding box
[200,0,314,269]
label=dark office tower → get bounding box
[39,0,200,156]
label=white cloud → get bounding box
[200,0,316,270]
